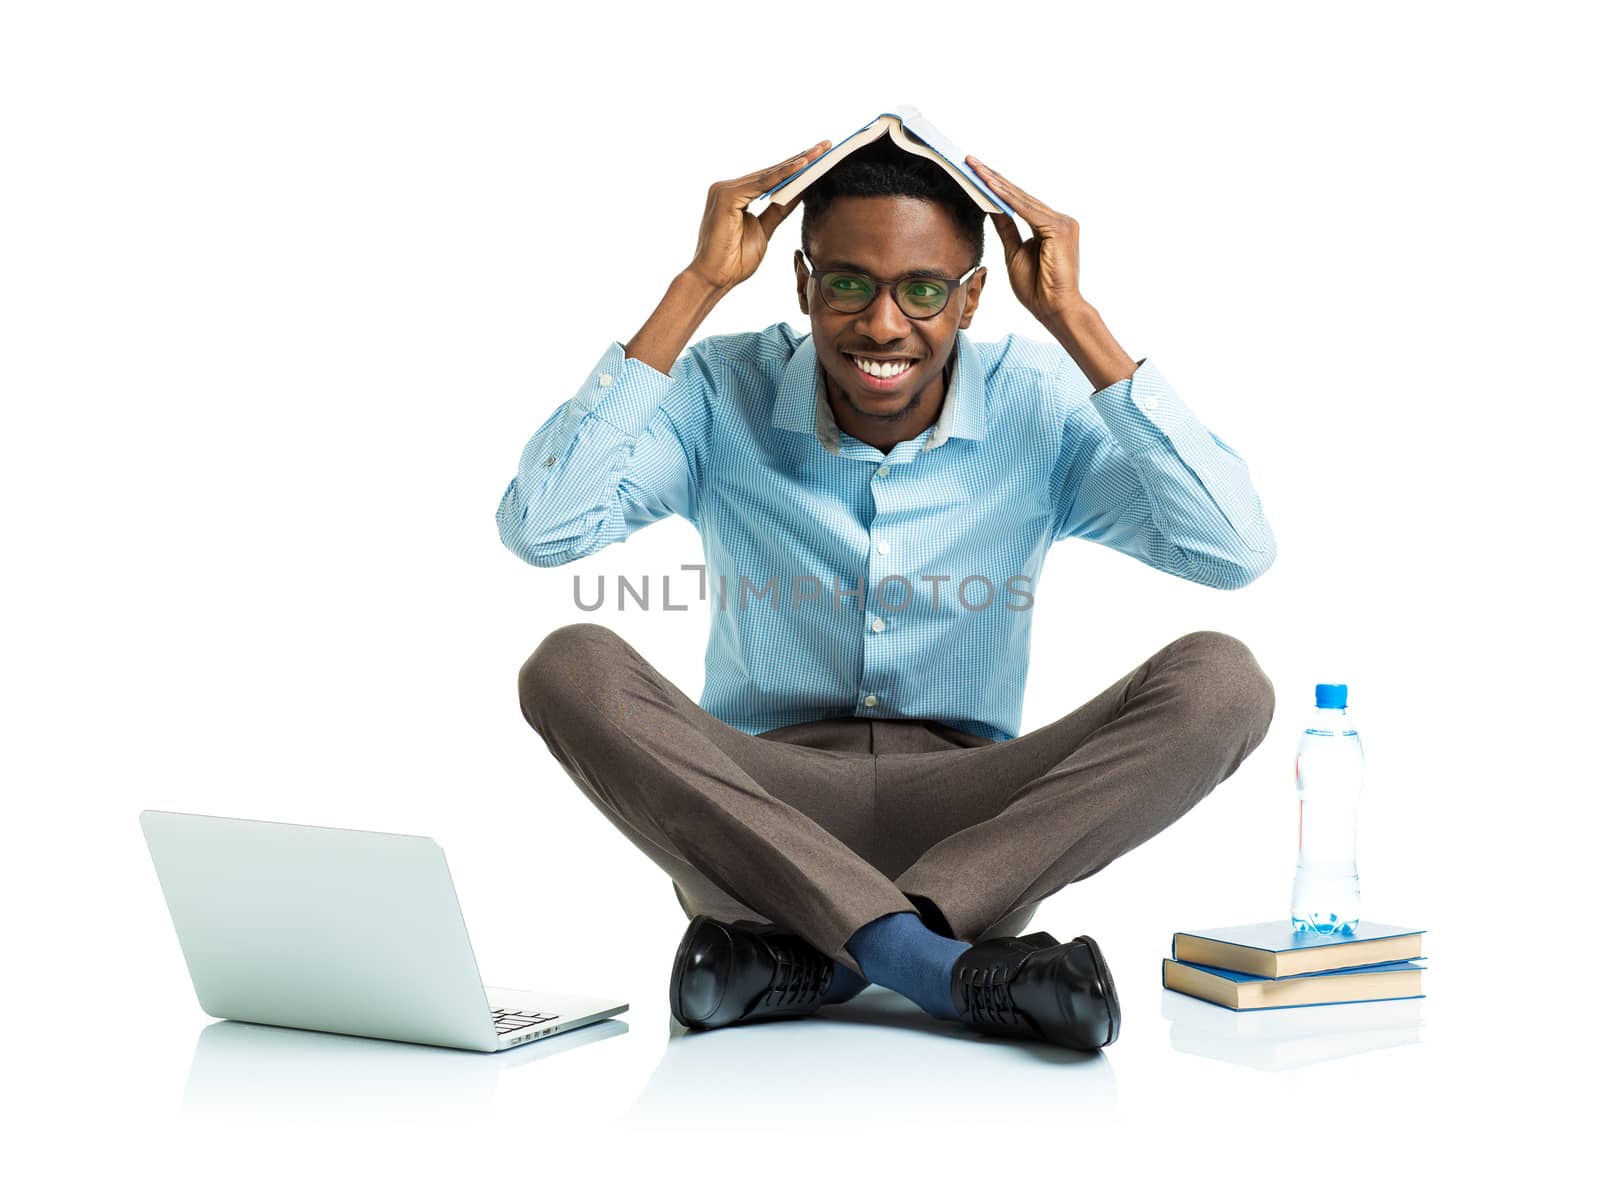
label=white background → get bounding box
[4,0,1594,1169]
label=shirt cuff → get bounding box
[1087,359,1208,456]
[574,341,679,438]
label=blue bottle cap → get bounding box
[1315,683,1348,708]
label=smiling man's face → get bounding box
[795,195,987,453]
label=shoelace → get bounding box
[955,959,1029,1028]
[758,937,833,1010]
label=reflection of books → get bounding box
[1172,919,1426,979]
[1162,957,1425,1011]
[1161,988,1425,1072]
[752,106,1015,218]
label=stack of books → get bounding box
[1161,921,1427,1011]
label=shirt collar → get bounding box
[772,330,987,454]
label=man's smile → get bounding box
[845,350,922,391]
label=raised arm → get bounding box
[965,154,1272,588]
[495,139,831,568]
[494,326,718,568]
[1050,357,1275,589]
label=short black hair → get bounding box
[800,136,985,272]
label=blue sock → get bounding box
[820,962,870,1006]
[844,910,970,1021]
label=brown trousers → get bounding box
[518,624,1274,975]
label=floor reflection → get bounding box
[183,1017,629,1118]
[1162,991,1425,1071]
[623,987,1117,1130]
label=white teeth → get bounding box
[851,355,913,378]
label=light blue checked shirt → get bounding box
[496,323,1273,742]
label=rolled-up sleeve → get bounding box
[1051,358,1275,590]
[495,338,719,568]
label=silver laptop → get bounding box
[141,810,628,1051]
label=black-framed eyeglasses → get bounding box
[800,250,979,320]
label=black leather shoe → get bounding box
[669,915,835,1031]
[950,932,1121,1050]
[1015,931,1061,949]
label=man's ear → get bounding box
[957,266,988,330]
[794,249,810,314]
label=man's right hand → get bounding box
[685,141,831,293]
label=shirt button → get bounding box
[876,466,890,478]
[871,617,885,633]
[598,373,614,388]
[1137,392,1159,414]
[863,694,878,708]
[544,456,556,467]
[876,540,890,555]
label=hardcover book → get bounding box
[752,105,1016,219]
[1162,957,1426,1011]
[1171,920,1426,979]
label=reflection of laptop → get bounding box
[141,810,628,1051]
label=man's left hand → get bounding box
[967,155,1138,392]
[966,155,1088,326]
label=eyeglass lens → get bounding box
[818,272,951,318]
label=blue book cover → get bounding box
[1172,920,1426,979]
[1163,957,1426,1012]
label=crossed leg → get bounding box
[883,630,1276,941]
[518,623,919,975]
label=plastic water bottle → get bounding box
[1291,683,1364,934]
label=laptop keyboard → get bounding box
[492,1006,559,1035]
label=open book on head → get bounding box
[751,106,1017,220]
